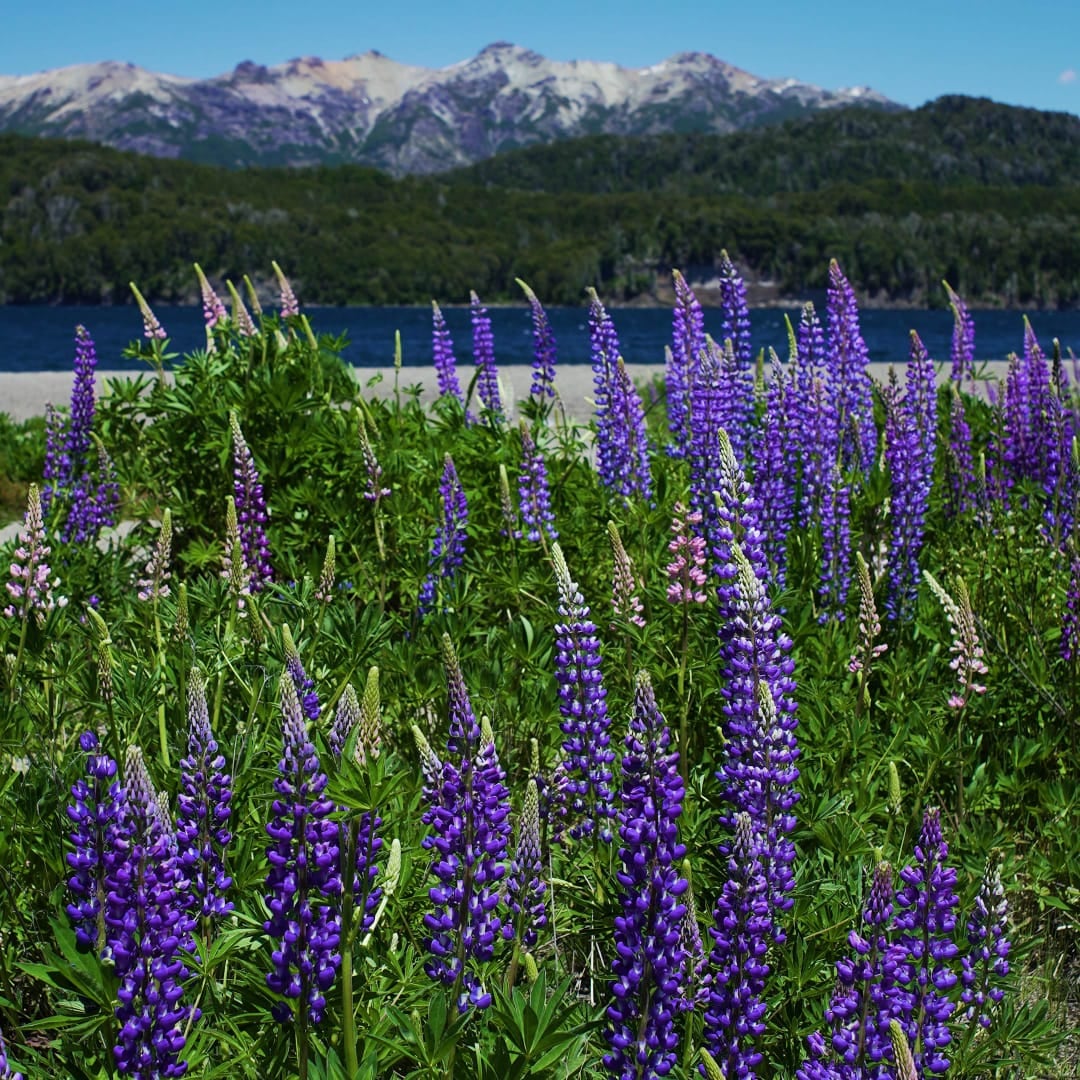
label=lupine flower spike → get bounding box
[550,543,616,842]
[517,279,558,401]
[227,280,258,337]
[666,502,707,605]
[506,778,547,950]
[130,282,167,340]
[608,521,645,628]
[4,484,64,626]
[137,510,172,603]
[470,291,503,418]
[315,535,336,604]
[848,551,887,713]
[604,671,688,1080]
[418,454,468,617]
[518,422,558,544]
[272,260,300,317]
[230,412,274,591]
[960,857,1010,1030]
[264,677,341,1025]
[923,571,988,709]
[176,668,233,924]
[194,263,227,331]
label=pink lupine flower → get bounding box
[608,521,644,627]
[130,282,167,340]
[194,263,227,330]
[5,484,65,626]
[848,551,887,674]
[272,260,300,317]
[666,502,707,604]
[924,571,988,708]
[137,511,172,603]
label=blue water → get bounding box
[1,304,1079,374]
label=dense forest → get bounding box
[2,96,1080,307]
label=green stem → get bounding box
[7,618,28,707]
[677,602,690,790]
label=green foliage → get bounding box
[0,302,1075,1077]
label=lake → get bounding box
[1,304,1079,374]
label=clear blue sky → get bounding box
[4,0,1078,115]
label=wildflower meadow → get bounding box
[0,259,1076,1078]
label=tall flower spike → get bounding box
[431,300,467,407]
[517,422,558,543]
[315,534,336,604]
[960,857,1010,1029]
[176,667,233,922]
[264,677,341,1025]
[137,510,172,603]
[194,263,227,330]
[272,260,300,317]
[230,412,273,591]
[666,502,707,605]
[945,281,976,385]
[551,543,616,842]
[243,274,264,319]
[608,521,645,628]
[357,414,391,501]
[518,279,557,400]
[703,811,770,1080]
[130,282,167,340]
[505,778,547,949]
[4,484,64,626]
[282,624,320,723]
[889,807,960,1075]
[418,454,468,617]
[498,463,518,537]
[923,571,988,708]
[667,269,706,459]
[418,637,512,1011]
[848,551,886,675]
[604,672,688,1080]
[227,280,258,337]
[470,290,503,418]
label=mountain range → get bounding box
[0,42,895,174]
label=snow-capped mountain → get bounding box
[0,42,896,174]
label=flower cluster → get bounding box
[418,636,512,1011]
[848,551,887,676]
[264,678,342,1025]
[505,778,546,950]
[4,484,65,626]
[666,269,706,459]
[470,291,503,418]
[608,521,645,628]
[604,672,688,1080]
[230,413,274,592]
[131,281,167,340]
[517,422,558,543]
[551,544,616,842]
[960,858,1010,1029]
[136,511,173,603]
[419,454,469,616]
[946,281,976,385]
[520,279,558,400]
[272,260,300,317]
[666,501,708,605]
[923,571,988,708]
[716,251,755,460]
[431,300,467,407]
[175,669,233,922]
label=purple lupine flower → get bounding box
[604,672,688,1080]
[519,280,557,400]
[884,335,937,621]
[175,669,233,922]
[889,807,960,1075]
[799,861,898,1079]
[667,269,706,459]
[41,403,64,519]
[666,502,707,605]
[678,859,711,1011]
[687,339,725,545]
[505,778,546,950]
[608,521,645,628]
[419,636,512,1011]
[0,1027,22,1080]
[960,858,1010,1030]
[713,448,799,928]
[754,357,796,590]
[431,301,467,406]
[283,625,320,723]
[793,303,831,528]
[945,282,976,385]
[66,731,127,954]
[357,415,391,502]
[327,676,384,940]
[110,745,199,1078]
[818,464,853,624]
[67,325,97,483]
[826,260,877,474]
[418,454,469,617]
[195,264,227,330]
[517,422,558,543]
[131,282,167,341]
[947,385,977,516]
[716,252,755,461]
[551,543,616,842]
[703,811,771,1080]
[272,260,300,317]
[611,356,653,502]
[264,677,342,1025]
[136,511,172,603]
[63,437,120,546]
[4,484,65,626]
[470,291,503,418]
[230,412,274,592]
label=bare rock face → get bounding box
[0,43,895,173]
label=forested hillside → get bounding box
[2,96,1079,307]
